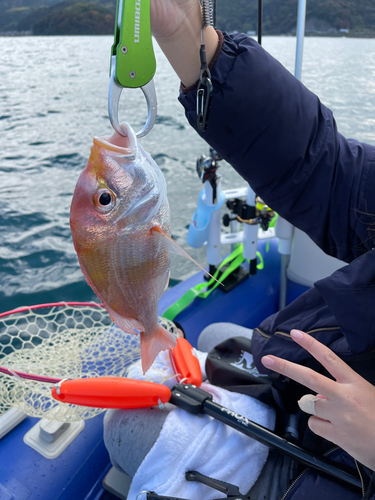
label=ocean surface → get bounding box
[1,35,375,314]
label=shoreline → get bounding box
[2,32,375,39]
[0,32,375,39]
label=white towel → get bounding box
[127,379,276,500]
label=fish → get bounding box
[70,123,206,374]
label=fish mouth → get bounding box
[93,122,136,160]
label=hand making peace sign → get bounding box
[262,329,375,471]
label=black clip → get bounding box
[197,75,213,132]
[186,470,250,499]
[196,41,213,132]
[143,470,249,500]
[146,493,187,500]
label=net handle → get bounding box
[0,366,62,384]
[0,301,104,319]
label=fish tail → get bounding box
[140,326,177,374]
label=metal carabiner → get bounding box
[108,0,157,138]
[109,55,157,138]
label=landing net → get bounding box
[0,302,179,421]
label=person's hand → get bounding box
[150,0,200,41]
[261,329,375,471]
[150,0,218,88]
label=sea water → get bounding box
[1,35,375,313]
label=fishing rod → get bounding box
[258,0,262,45]
[276,0,307,310]
[49,339,361,491]
[295,0,307,80]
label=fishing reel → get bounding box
[223,196,275,231]
[196,147,223,203]
[196,147,223,181]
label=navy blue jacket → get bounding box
[179,31,375,499]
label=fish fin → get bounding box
[140,326,177,374]
[104,303,144,334]
[164,271,170,291]
[151,226,220,284]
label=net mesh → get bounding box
[0,303,179,421]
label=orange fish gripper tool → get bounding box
[169,337,202,387]
[52,377,171,409]
[50,337,201,409]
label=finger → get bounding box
[308,415,336,444]
[290,329,357,383]
[262,355,338,398]
[298,394,331,421]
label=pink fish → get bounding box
[70,123,203,373]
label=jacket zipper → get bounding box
[354,459,365,498]
[254,326,341,339]
[280,469,307,500]
[279,447,363,500]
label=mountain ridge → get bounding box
[1,0,374,37]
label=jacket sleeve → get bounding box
[364,468,375,499]
[178,32,375,262]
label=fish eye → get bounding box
[99,192,111,205]
[93,188,116,213]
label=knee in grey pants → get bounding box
[103,404,174,477]
[197,322,253,353]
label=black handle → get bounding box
[170,384,362,490]
[147,493,187,500]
